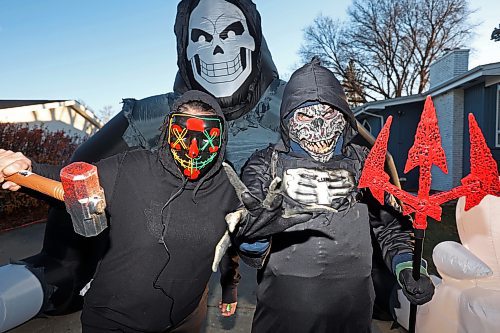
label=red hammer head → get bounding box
[60,162,107,237]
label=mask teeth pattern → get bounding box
[171,150,218,169]
[302,137,336,154]
[200,54,241,77]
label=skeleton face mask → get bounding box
[186,0,256,98]
[168,113,224,180]
[288,104,347,163]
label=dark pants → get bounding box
[82,288,209,333]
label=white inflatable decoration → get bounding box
[415,193,500,333]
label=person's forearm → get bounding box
[219,246,240,303]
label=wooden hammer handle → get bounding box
[5,171,65,201]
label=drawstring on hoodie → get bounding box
[159,177,188,253]
[191,172,208,203]
[152,175,188,328]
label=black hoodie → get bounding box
[34,91,241,332]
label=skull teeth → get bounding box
[200,54,242,78]
[301,138,336,154]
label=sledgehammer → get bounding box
[4,162,107,237]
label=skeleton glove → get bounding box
[232,178,312,241]
[284,168,355,206]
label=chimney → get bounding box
[429,49,469,88]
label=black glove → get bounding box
[237,191,311,241]
[398,267,435,305]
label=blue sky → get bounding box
[1,0,498,118]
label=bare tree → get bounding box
[98,105,116,123]
[300,0,475,102]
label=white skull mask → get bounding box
[186,0,256,98]
[288,104,347,163]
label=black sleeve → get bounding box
[236,147,274,268]
[31,162,64,181]
[93,151,130,212]
[218,246,241,303]
[241,147,274,200]
[70,111,130,163]
[364,190,414,271]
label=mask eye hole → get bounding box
[171,124,183,134]
[323,109,339,120]
[296,112,313,122]
[219,22,245,40]
[191,28,213,43]
[209,128,220,137]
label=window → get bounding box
[497,84,500,147]
[362,119,372,134]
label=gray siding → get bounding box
[463,83,500,174]
[357,102,424,190]
[358,115,382,135]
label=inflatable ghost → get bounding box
[413,193,500,333]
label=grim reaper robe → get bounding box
[240,60,414,333]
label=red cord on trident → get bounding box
[358,95,500,333]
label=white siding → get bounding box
[0,101,101,136]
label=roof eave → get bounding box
[354,61,500,116]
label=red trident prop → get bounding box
[359,96,500,333]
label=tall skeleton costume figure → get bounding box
[0,1,284,330]
[235,59,433,333]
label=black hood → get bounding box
[173,0,278,121]
[280,58,358,150]
[158,90,228,186]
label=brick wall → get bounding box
[428,49,469,190]
[431,90,465,191]
[429,49,470,89]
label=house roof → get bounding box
[0,99,103,128]
[0,100,65,110]
[354,61,500,116]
